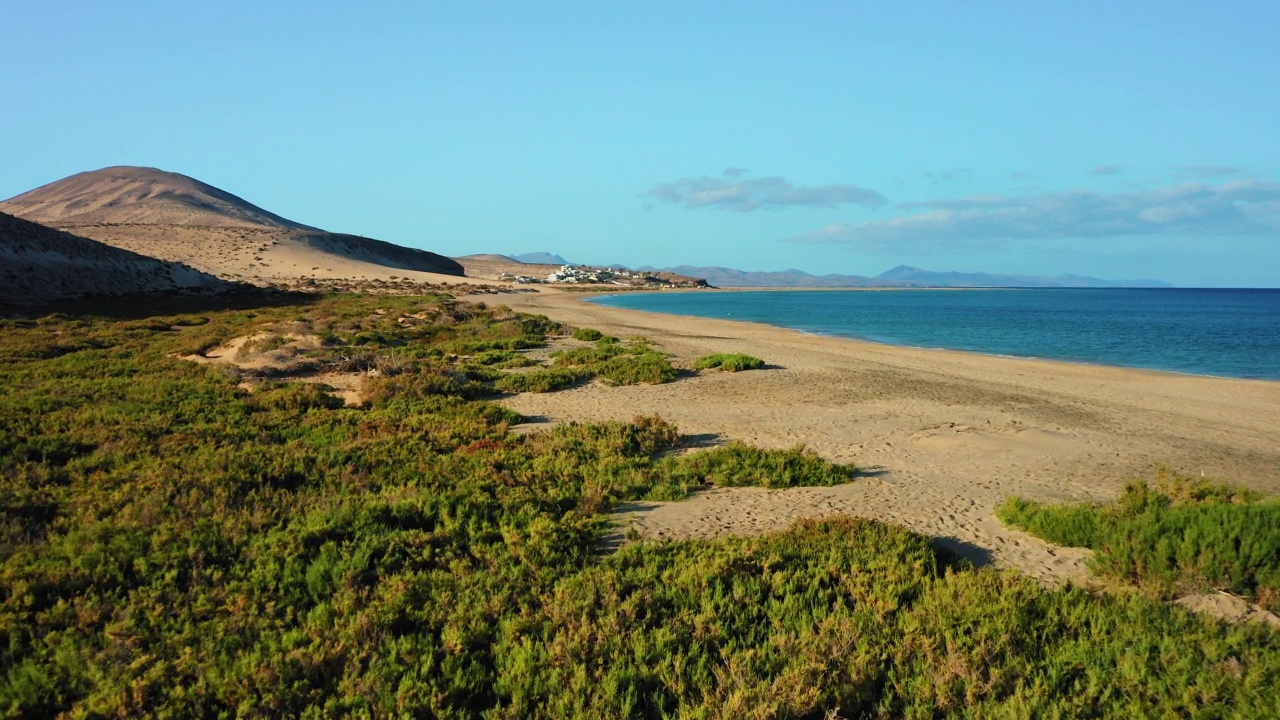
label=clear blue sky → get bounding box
[4,1,1278,286]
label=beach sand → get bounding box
[485,288,1280,586]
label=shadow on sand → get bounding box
[933,536,995,569]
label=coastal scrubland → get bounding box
[695,353,766,372]
[1,293,1277,717]
[999,472,1280,611]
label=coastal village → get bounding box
[502,263,709,288]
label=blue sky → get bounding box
[3,2,1278,286]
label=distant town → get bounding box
[501,264,707,288]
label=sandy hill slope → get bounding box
[0,212,230,305]
[0,166,468,286]
[456,255,562,280]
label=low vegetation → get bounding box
[550,337,679,387]
[695,352,765,372]
[1,294,1276,716]
[470,348,538,369]
[493,366,591,393]
[661,442,852,489]
[998,472,1280,610]
[571,327,604,341]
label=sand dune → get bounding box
[489,288,1280,587]
[0,166,471,287]
[0,211,230,305]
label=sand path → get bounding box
[485,288,1280,586]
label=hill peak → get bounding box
[0,166,314,230]
[875,265,923,279]
[513,251,568,265]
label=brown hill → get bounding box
[0,212,230,305]
[0,166,312,229]
[0,166,467,285]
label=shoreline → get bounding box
[479,287,1280,585]
[584,287,1280,384]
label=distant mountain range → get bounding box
[642,264,1173,289]
[504,249,1170,288]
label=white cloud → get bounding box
[645,170,886,212]
[787,181,1280,253]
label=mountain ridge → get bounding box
[643,264,1172,288]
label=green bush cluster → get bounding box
[998,474,1280,608]
[0,295,1276,717]
[470,349,537,368]
[695,353,765,372]
[595,353,679,385]
[365,367,491,403]
[549,340,678,387]
[550,345,621,366]
[664,442,853,489]
[493,367,592,393]
[571,327,604,341]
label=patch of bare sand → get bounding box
[185,333,372,406]
[302,372,367,407]
[183,332,324,374]
[1176,592,1280,627]
[491,289,1280,590]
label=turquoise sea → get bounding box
[590,288,1280,381]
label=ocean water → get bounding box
[590,288,1280,381]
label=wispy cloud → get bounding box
[1172,164,1246,178]
[787,180,1280,253]
[645,170,886,212]
[923,167,973,184]
[1088,164,1123,176]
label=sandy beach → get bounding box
[486,287,1280,586]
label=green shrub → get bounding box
[472,349,537,368]
[998,475,1280,608]
[548,345,676,386]
[666,442,854,489]
[459,363,504,381]
[996,496,1103,547]
[495,367,591,393]
[352,330,392,347]
[365,367,490,402]
[551,346,622,367]
[249,381,345,412]
[695,353,765,372]
[572,327,604,341]
[445,336,545,354]
[596,352,678,385]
